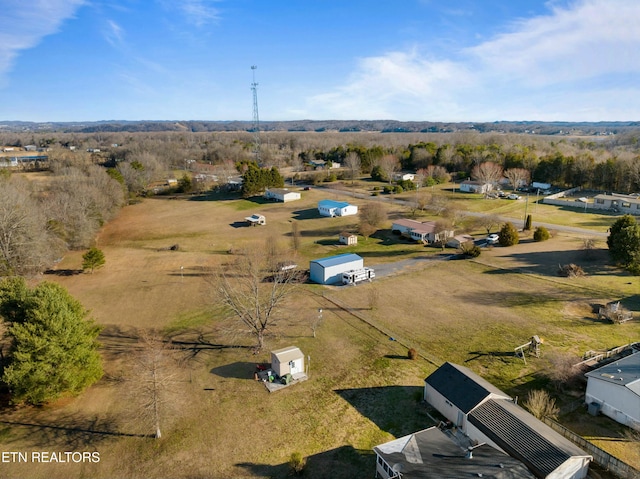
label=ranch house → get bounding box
[374,426,535,479]
[585,352,640,430]
[459,180,492,194]
[592,193,640,214]
[391,219,454,244]
[425,362,592,479]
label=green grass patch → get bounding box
[163,309,212,334]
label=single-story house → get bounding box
[592,193,640,215]
[0,157,18,168]
[459,180,492,194]
[310,253,363,285]
[318,199,358,217]
[425,362,592,479]
[24,145,37,151]
[271,346,305,377]
[374,426,535,479]
[339,232,358,246]
[391,219,454,244]
[585,352,640,430]
[393,172,416,182]
[264,188,301,202]
[447,234,475,249]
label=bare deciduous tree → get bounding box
[0,177,62,275]
[378,155,400,184]
[360,202,387,228]
[503,167,530,190]
[214,247,301,351]
[127,332,183,439]
[343,152,361,183]
[477,214,502,235]
[471,161,503,195]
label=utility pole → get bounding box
[251,65,261,164]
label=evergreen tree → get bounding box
[607,215,640,274]
[82,247,106,274]
[524,214,532,231]
[0,278,103,404]
[498,222,520,246]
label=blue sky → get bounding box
[2,0,639,122]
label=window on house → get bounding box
[622,202,631,208]
[596,199,604,204]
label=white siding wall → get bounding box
[310,257,364,284]
[547,457,589,479]
[424,384,461,425]
[586,379,640,428]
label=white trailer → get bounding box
[342,267,375,285]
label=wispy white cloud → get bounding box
[0,0,85,85]
[104,19,125,48]
[160,0,221,28]
[305,0,640,121]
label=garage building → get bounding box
[310,253,363,285]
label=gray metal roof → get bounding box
[469,399,590,478]
[425,362,510,413]
[585,351,640,390]
[374,426,535,479]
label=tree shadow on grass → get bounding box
[0,412,148,449]
[236,445,375,479]
[482,248,616,277]
[335,386,433,438]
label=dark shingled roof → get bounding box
[425,362,510,413]
[374,426,536,479]
[469,399,590,479]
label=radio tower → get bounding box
[251,65,261,163]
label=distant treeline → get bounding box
[2,119,640,135]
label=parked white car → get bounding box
[486,234,500,245]
[507,194,522,200]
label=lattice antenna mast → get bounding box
[251,65,261,163]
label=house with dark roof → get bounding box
[425,362,592,479]
[585,351,640,430]
[374,426,535,479]
[424,362,511,428]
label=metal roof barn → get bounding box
[309,253,363,285]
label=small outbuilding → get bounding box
[245,214,266,226]
[271,346,305,377]
[318,199,358,217]
[264,188,301,202]
[339,232,358,246]
[310,253,363,285]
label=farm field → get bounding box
[1,187,639,478]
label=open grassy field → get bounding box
[1,186,639,478]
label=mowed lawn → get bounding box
[2,189,640,478]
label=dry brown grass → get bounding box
[2,190,640,478]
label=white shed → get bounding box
[271,346,305,377]
[585,352,640,430]
[339,232,358,246]
[264,188,301,202]
[318,199,358,217]
[310,253,363,285]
